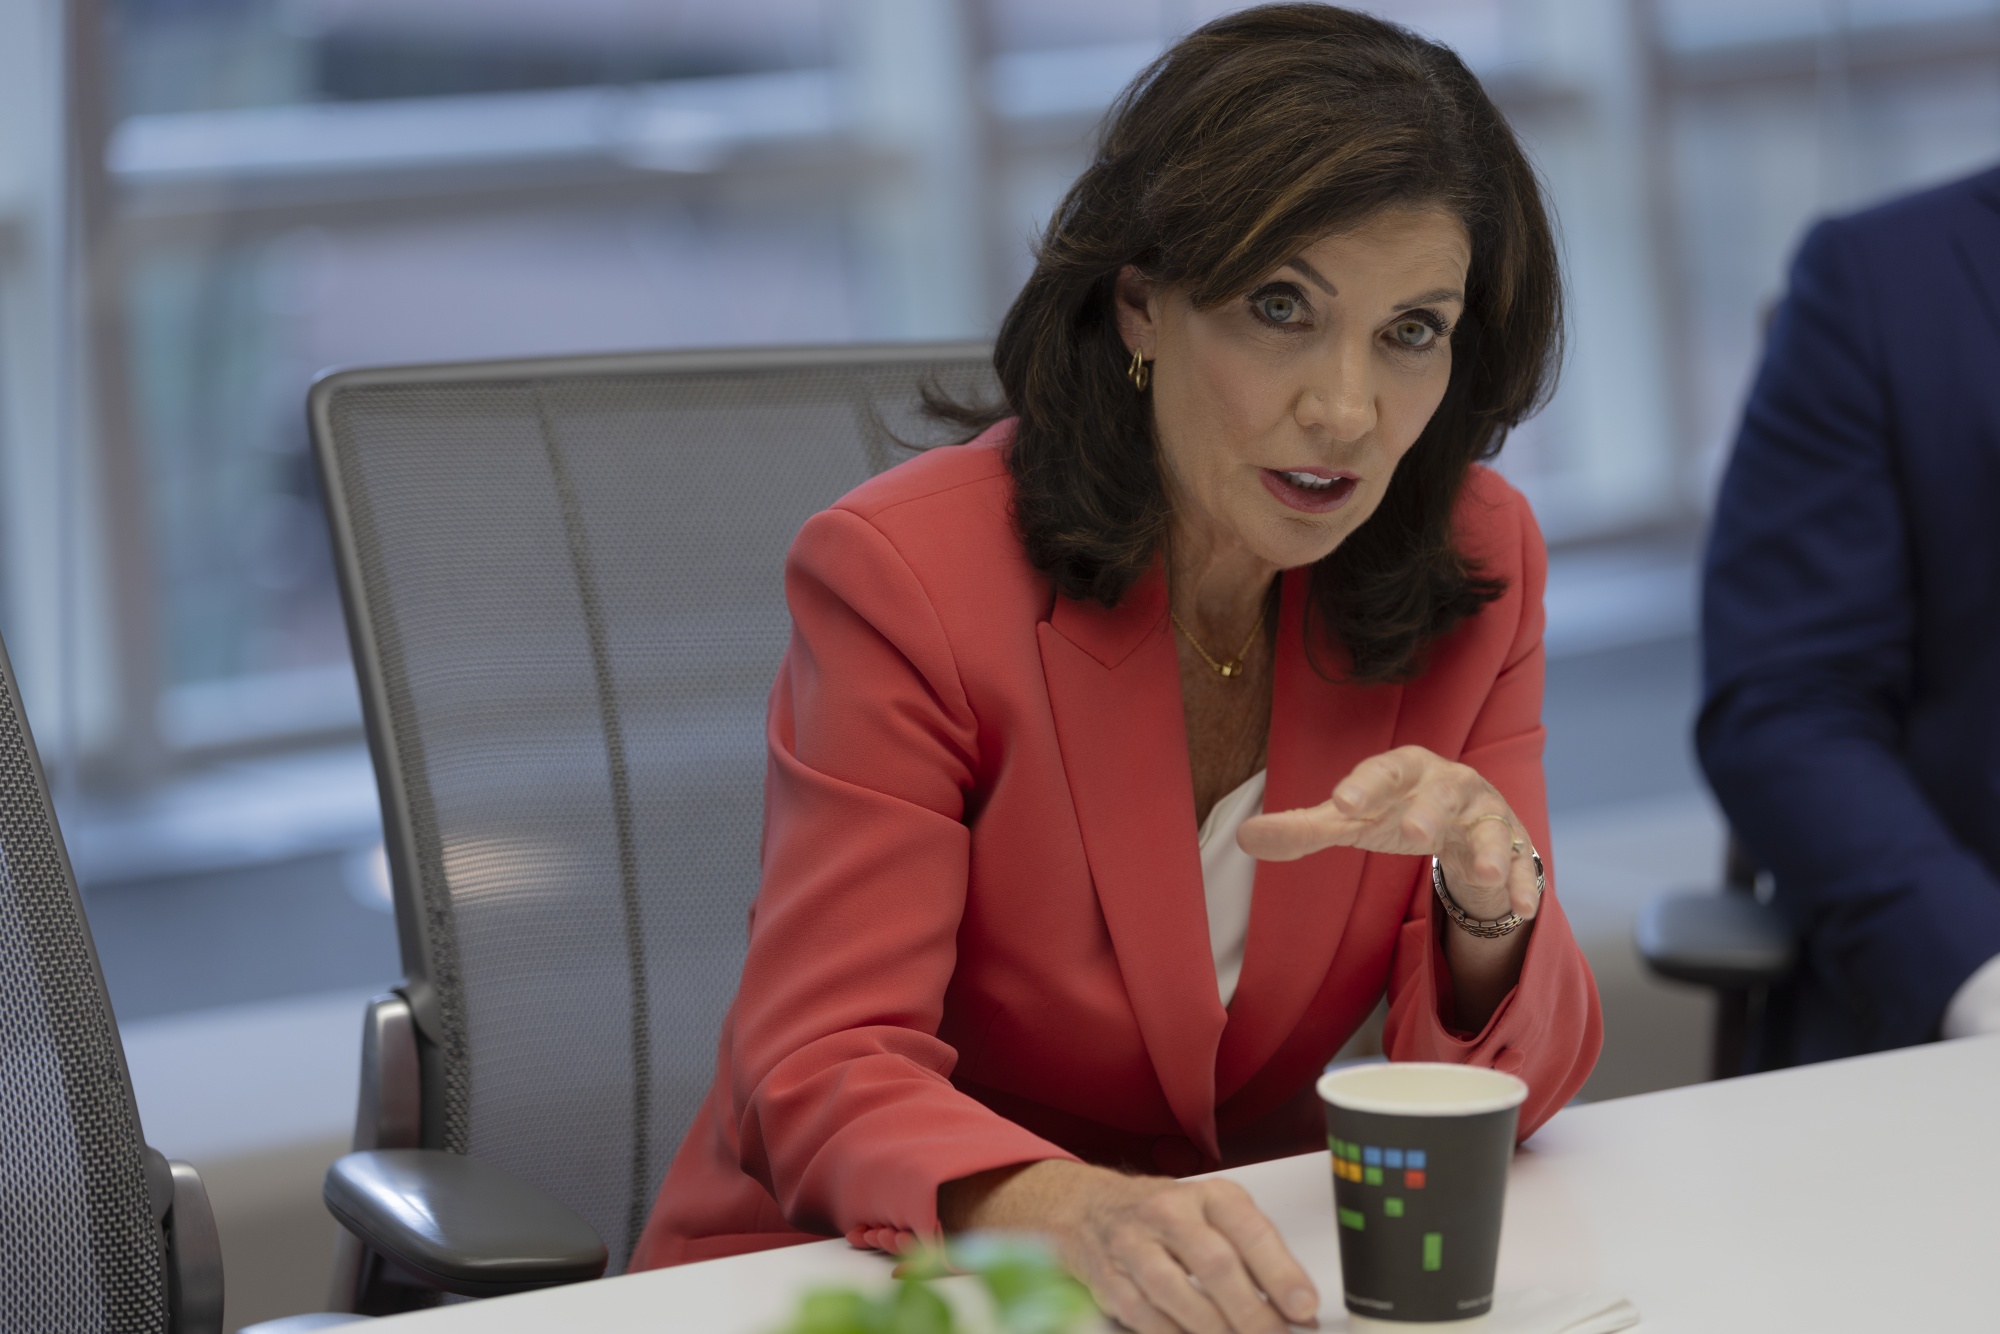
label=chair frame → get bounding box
[308,340,993,1309]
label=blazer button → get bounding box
[1152,1135,1201,1177]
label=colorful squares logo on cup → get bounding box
[1329,1137,1426,1191]
[1330,1136,1448,1276]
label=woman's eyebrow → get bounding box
[1281,259,1337,295]
[1278,262,1464,312]
[1394,288,1465,310]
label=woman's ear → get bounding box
[1112,264,1159,358]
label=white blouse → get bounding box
[1197,768,1267,1009]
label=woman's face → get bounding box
[1117,206,1471,573]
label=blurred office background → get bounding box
[3,0,1999,1326]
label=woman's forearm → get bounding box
[1443,919,1532,1032]
[938,1159,1127,1233]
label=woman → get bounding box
[634,7,1601,1332]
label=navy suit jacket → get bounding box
[1699,165,2000,1063]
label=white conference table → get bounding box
[374,1035,2000,1331]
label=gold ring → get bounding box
[1470,810,1532,858]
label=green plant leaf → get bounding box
[948,1235,1095,1334]
[889,1277,956,1334]
[777,1287,877,1334]
[771,1232,1099,1334]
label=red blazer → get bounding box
[633,423,1601,1270]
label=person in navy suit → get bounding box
[1699,164,2000,1066]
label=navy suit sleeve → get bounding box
[1698,216,2000,1051]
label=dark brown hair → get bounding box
[939,3,1562,682]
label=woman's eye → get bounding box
[1391,319,1438,348]
[1253,291,1303,325]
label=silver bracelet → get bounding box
[1431,853,1543,939]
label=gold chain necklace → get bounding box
[1170,604,1266,679]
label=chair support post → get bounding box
[1711,990,1750,1080]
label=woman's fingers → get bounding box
[1239,746,1452,861]
[1395,778,1472,854]
[1120,1237,1232,1334]
[1157,1225,1279,1333]
[1235,804,1363,861]
[1329,746,1426,818]
[1507,834,1543,920]
[1463,806,1519,886]
[1472,812,1517,889]
[1091,1267,1179,1334]
[1201,1182,1319,1326]
[1436,810,1519,921]
[1240,752,1552,928]
[1129,1186,1293,1334]
[1072,1180,1309,1334]
[1243,747,1544,923]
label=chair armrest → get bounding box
[1635,891,1797,990]
[353,991,421,1151]
[146,1147,224,1334]
[323,1149,607,1298]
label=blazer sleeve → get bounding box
[1381,488,1603,1138]
[1697,218,2000,1049]
[723,505,1078,1249]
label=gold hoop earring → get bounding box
[1127,346,1151,392]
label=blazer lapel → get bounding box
[1039,565,1227,1156]
[1215,568,1404,1099]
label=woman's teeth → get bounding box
[1281,471,1337,489]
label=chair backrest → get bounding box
[0,638,170,1332]
[310,343,1001,1271]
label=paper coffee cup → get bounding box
[1317,1063,1528,1329]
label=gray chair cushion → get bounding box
[324,1149,607,1296]
[1635,891,1796,989]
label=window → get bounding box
[5,0,1997,1023]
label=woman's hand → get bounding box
[938,1160,1318,1333]
[1236,745,1539,1029]
[1235,745,1539,923]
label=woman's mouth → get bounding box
[1259,467,1359,514]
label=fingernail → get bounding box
[1286,1288,1318,1321]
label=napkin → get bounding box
[1322,1289,1639,1332]
[1484,1290,1640,1333]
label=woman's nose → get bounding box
[1297,343,1376,442]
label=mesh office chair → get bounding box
[0,636,226,1333]
[309,343,1000,1310]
